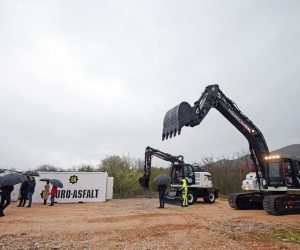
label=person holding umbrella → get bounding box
[17,176,30,207]
[42,180,50,205]
[154,175,170,209]
[0,171,24,216]
[26,176,36,208]
[0,185,14,217]
[157,184,167,208]
[49,185,57,206]
[46,179,62,206]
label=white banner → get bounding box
[30,172,109,203]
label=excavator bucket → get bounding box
[139,175,150,189]
[162,102,194,140]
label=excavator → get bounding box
[139,146,218,204]
[162,84,300,215]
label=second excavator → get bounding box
[139,146,218,205]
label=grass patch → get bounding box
[251,228,300,244]
[273,229,300,244]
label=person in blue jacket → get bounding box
[27,177,36,208]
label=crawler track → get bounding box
[228,192,264,210]
[263,194,300,215]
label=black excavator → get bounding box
[139,146,218,204]
[162,84,300,215]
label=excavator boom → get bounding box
[163,84,269,181]
[139,146,184,189]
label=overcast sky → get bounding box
[0,0,299,170]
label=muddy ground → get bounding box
[0,198,299,249]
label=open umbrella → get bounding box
[50,179,63,188]
[39,178,51,182]
[0,172,25,187]
[23,170,40,177]
[154,174,171,186]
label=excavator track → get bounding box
[263,194,300,215]
[228,192,264,210]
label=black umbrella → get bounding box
[39,178,51,182]
[154,174,171,186]
[0,172,25,187]
[23,170,40,177]
[50,179,63,188]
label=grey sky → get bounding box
[0,0,299,170]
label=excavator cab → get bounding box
[170,164,195,185]
[265,155,300,188]
[284,159,300,188]
[265,155,285,188]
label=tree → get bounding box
[77,165,95,172]
[98,155,144,198]
[202,152,254,195]
[35,165,60,172]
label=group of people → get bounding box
[0,177,58,217]
[17,176,36,207]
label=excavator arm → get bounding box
[139,146,184,189]
[162,84,269,184]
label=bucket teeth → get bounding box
[162,102,194,140]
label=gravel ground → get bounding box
[0,198,299,249]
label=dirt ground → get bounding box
[0,198,299,250]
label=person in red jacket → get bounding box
[49,185,57,206]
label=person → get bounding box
[285,163,293,185]
[27,176,36,208]
[42,180,50,205]
[175,169,182,183]
[157,184,167,208]
[0,185,14,217]
[17,176,30,207]
[181,178,188,207]
[49,185,57,206]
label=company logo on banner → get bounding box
[69,175,79,184]
[56,189,99,199]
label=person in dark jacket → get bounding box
[157,184,167,208]
[17,176,30,207]
[27,177,36,207]
[0,185,14,217]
